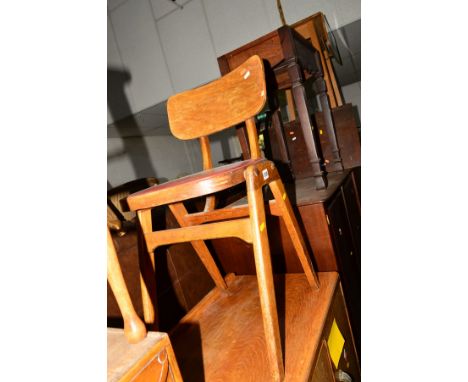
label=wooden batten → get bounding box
[144,218,253,251]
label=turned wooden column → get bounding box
[285,59,327,190]
[310,51,344,172]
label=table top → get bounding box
[169,272,339,381]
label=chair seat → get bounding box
[127,158,268,211]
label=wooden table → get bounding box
[169,272,360,381]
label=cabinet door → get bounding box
[341,175,361,269]
[351,167,360,199]
[326,193,360,352]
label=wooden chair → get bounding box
[107,226,147,344]
[127,55,319,381]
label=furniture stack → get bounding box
[108,12,361,382]
[215,13,361,355]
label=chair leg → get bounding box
[107,227,146,343]
[269,178,320,289]
[137,209,158,328]
[169,203,227,290]
[245,167,284,382]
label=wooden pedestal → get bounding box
[107,329,182,382]
[169,272,360,381]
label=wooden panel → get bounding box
[317,104,361,171]
[218,31,284,74]
[132,350,168,382]
[341,175,361,266]
[169,273,360,381]
[352,167,361,199]
[282,120,317,178]
[298,204,337,271]
[167,55,266,140]
[310,341,337,382]
[326,194,361,352]
[292,13,343,107]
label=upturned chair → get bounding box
[127,55,319,381]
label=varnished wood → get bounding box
[128,55,320,379]
[168,203,228,291]
[199,136,216,212]
[184,204,251,225]
[317,103,361,171]
[107,329,183,382]
[292,12,344,107]
[107,227,147,344]
[217,24,347,183]
[127,159,268,210]
[203,170,361,349]
[269,178,320,289]
[145,218,253,249]
[170,273,360,381]
[167,55,266,140]
[137,209,157,326]
[285,89,296,121]
[245,165,284,381]
[245,117,261,159]
[311,341,337,382]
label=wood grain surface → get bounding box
[168,55,266,140]
[108,329,183,382]
[169,272,359,382]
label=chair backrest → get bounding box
[167,55,266,143]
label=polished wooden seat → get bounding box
[127,55,319,381]
[128,159,266,210]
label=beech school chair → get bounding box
[127,55,319,381]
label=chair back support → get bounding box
[167,55,266,142]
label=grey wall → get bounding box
[107,0,361,187]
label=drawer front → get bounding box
[132,349,177,382]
